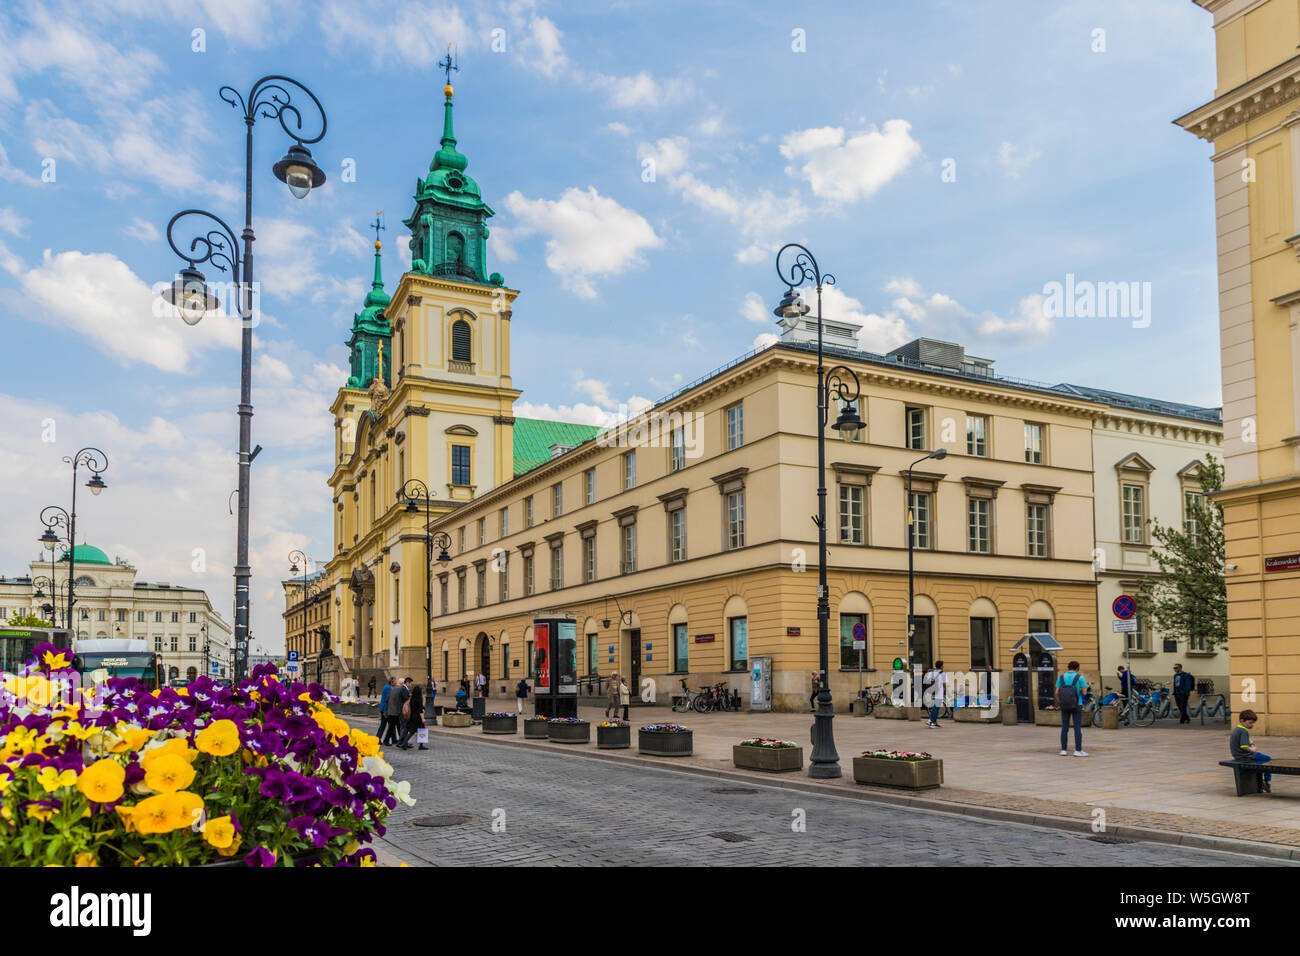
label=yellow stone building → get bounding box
[1177,0,1300,733]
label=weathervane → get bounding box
[370,211,385,244]
[438,44,459,88]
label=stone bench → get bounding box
[1219,758,1300,796]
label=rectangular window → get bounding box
[726,491,745,550]
[500,507,509,537]
[137,611,145,622]
[98,609,106,621]
[1122,485,1145,544]
[669,508,686,563]
[582,537,597,583]
[550,546,563,590]
[1024,423,1044,464]
[587,633,599,674]
[443,649,449,681]
[398,449,404,487]
[457,572,466,612]
[1127,614,1146,652]
[119,609,129,622]
[170,611,179,623]
[502,643,510,679]
[839,613,868,669]
[188,636,196,652]
[968,498,991,553]
[524,553,535,596]
[909,492,931,550]
[1026,504,1048,557]
[170,636,178,652]
[670,427,685,472]
[623,452,636,490]
[906,407,926,451]
[726,403,744,451]
[187,611,196,623]
[673,622,689,672]
[476,566,486,607]
[621,524,637,573]
[451,445,471,485]
[839,484,864,544]
[524,496,534,528]
[155,611,163,623]
[499,554,509,601]
[458,527,465,552]
[440,577,448,615]
[1184,490,1204,542]
[970,617,995,669]
[728,616,748,671]
[154,636,162,651]
[585,468,596,504]
[552,483,563,518]
[966,415,987,457]
[393,575,400,620]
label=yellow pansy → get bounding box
[26,804,55,822]
[175,687,189,696]
[36,766,77,793]
[110,725,153,754]
[77,759,126,804]
[360,856,376,867]
[202,815,237,850]
[132,791,203,835]
[24,676,54,707]
[2,725,37,757]
[217,834,243,858]
[51,702,81,721]
[64,721,102,742]
[42,649,71,671]
[349,729,380,758]
[143,754,195,794]
[195,720,240,757]
[74,852,98,867]
[140,738,198,770]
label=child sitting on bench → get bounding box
[1230,709,1272,793]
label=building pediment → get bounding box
[1115,452,1156,473]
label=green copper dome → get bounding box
[59,544,112,565]
[346,241,392,389]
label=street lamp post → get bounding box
[773,243,864,780]
[288,550,325,684]
[36,515,68,625]
[160,76,327,683]
[397,479,452,690]
[906,448,948,700]
[38,448,108,635]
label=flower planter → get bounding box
[1035,708,1062,726]
[638,729,693,756]
[733,744,803,772]
[482,714,518,735]
[524,717,550,739]
[906,706,927,721]
[597,724,631,749]
[852,756,943,790]
[872,703,908,720]
[547,720,591,744]
[1001,705,1020,725]
[954,707,987,723]
[1098,705,1119,730]
[441,712,472,728]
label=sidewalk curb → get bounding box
[411,724,1300,863]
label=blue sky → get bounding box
[0,0,1220,648]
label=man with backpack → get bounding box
[1172,663,1194,725]
[1056,661,1089,757]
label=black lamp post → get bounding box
[773,243,864,780]
[288,550,325,683]
[906,448,948,694]
[397,479,452,689]
[160,76,327,683]
[31,576,55,624]
[38,448,108,635]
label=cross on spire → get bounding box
[438,45,459,87]
[370,211,385,244]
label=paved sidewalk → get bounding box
[344,701,1300,853]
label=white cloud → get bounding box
[513,400,615,427]
[591,71,690,110]
[741,292,768,324]
[605,122,632,136]
[780,121,922,203]
[502,187,661,298]
[997,141,1041,179]
[753,332,779,351]
[866,276,1053,347]
[0,139,40,185]
[122,217,159,242]
[516,10,569,78]
[976,293,1051,338]
[320,1,471,66]
[0,206,28,236]
[13,248,241,373]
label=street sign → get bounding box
[1112,619,1138,633]
[285,662,299,672]
[210,661,219,674]
[852,621,866,650]
[1112,595,1136,619]
[287,650,300,662]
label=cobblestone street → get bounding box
[377,737,1290,867]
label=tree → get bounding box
[1133,455,1227,652]
[7,612,54,628]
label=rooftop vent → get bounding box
[887,338,966,370]
[548,443,575,459]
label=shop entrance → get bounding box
[628,629,642,694]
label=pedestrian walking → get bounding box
[924,660,947,728]
[398,679,426,750]
[619,676,631,721]
[367,675,376,699]
[476,671,487,698]
[1172,663,1194,724]
[515,677,530,714]
[384,678,409,746]
[1230,709,1272,792]
[1116,665,1131,705]
[605,672,620,718]
[377,677,395,741]
[809,671,820,712]
[1056,661,1089,757]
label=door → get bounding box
[480,641,491,696]
[911,616,934,672]
[628,629,641,695]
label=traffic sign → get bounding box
[287,650,300,662]
[210,661,219,674]
[285,662,299,673]
[1112,595,1136,620]
[852,621,866,650]
[1112,619,1137,633]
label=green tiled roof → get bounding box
[512,417,604,477]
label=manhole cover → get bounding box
[709,831,752,843]
[411,813,479,828]
[708,787,759,794]
[1088,835,1135,845]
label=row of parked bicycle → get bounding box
[671,679,743,713]
[1081,679,1229,726]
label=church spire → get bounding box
[345,214,393,389]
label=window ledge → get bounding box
[1125,651,1158,658]
[1184,651,1219,658]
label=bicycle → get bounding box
[692,683,724,713]
[857,683,890,715]
[1083,686,1121,726]
[1136,684,1172,723]
[1191,693,1229,725]
[671,678,697,714]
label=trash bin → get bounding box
[471,696,486,721]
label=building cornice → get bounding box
[1174,52,1300,142]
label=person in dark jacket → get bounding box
[1230,710,1272,792]
[398,680,426,750]
[384,679,409,746]
[515,677,529,714]
[377,678,395,741]
[1172,663,1194,724]
[455,684,469,712]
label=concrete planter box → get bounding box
[954,707,995,723]
[441,712,471,728]
[638,730,693,756]
[482,714,517,735]
[1002,705,1020,725]
[597,724,631,749]
[906,706,926,721]
[850,699,869,717]
[1098,705,1119,730]
[872,703,908,720]
[732,744,803,772]
[852,756,943,790]
[547,721,591,744]
[524,717,550,739]
[1036,708,1063,726]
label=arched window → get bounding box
[168,667,179,682]
[446,231,465,269]
[186,667,197,682]
[451,319,472,363]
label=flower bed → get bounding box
[853,749,942,789]
[481,713,517,735]
[638,724,692,757]
[0,644,409,867]
[546,718,590,744]
[596,720,630,750]
[733,738,802,772]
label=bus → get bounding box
[71,638,163,691]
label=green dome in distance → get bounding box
[59,544,113,565]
